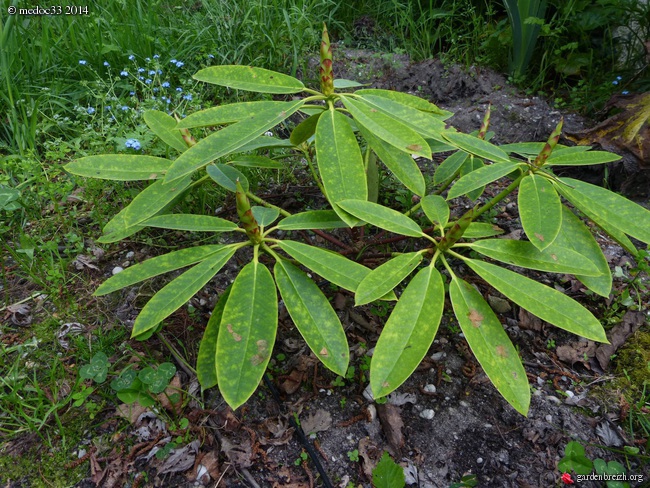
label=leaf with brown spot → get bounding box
[468,309,483,328]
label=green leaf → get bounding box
[98,177,192,241]
[276,210,350,230]
[355,252,423,306]
[338,199,423,237]
[177,101,288,128]
[341,95,431,159]
[421,195,449,227]
[110,369,137,392]
[499,142,544,157]
[235,135,294,152]
[366,149,380,203]
[460,155,485,201]
[442,132,512,164]
[197,286,232,389]
[290,112,322,146]
[95,244,225,296]
[356,94,447,139]
[0,187,20,211]
[164,100,304,184]
[449,276,529,415]
[359,125,426,196]
[464,258,607,342]
[216,261,278,410]
[276,240,395,298]
[356,89,448,115]
[274,260,349,375]
[467,239,601,276]
[464,222,505,238]
[546,150,621,166]
[144,110,187,152]
[447,162,522,200]
[433,150,468,185]
[553,206,612,297]
[143,214,238,232]
[333,79,365,88]
[372,451,406,488]
[558,441,594,475]
[251,206,279,227]
[206,163,249,192]
[229,156,283,169]
[371,266,444,398]
[193,65,305,94]
[131,246,236,338]
[518,174,562,250]
[556,178,650,246]
[65,155,172,181]
[548,145,591,158]
[315,109,367,226]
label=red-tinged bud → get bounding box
[236,180,261,243]
[320,23,334,96]
[478,104,491,140]
[438,207,475,251]
[533,118,563,168]
[178,128,196,147]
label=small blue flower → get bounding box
[622,90,629,95]
[156,69,162,75]
[145,79,152,84]
[138,76,144,81]
[616,76,622,80]
[170,59,177,64]
[103,61,110,67]
[612,80,619,85]
[153,87,159,92]
[105,105,111,110]
[161,81,170,88]
[175,61,184,68]
[129,91,135,96]
[148,70,156,75]
[208,54,215,59]
[145,57,151,62]
[128,54,135,61]
[183,93,193,101]
[79,60,87,65]
[137,67,145,73]
[153,54,160,59]
[165,97,171,104]
[125,138,141,150]
[176,87,183,92]
[120,70,128,77]
[151,96,156,100]
[87,107,95,114]
[121,105,130,111]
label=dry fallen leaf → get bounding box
[595,310,646,370]
[158,439,200,474]
[300,408,332,435]
[377,403,404,455]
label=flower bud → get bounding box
[320,23,334,96]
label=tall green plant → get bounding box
[503,0,547,79]
[66,24,650,415]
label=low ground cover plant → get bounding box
[66,24,650,415]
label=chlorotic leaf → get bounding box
[442,131,511,164]
[216,261,278,410]
[546,150,620,166]
[206,163,249,192]
[356,88,448,115]
[355,252,423,306]
[143,214,238,232]
[276,210,350,230]
[274,260,349,375]
[467,239,601,276]
[121,176,193,229]
[131,246,236,339]
[94,244,226,296]
[196,286,232,390]
[290,112,322,146]
[449,276,529,415]
[433,150,469,185]
[144,110,188,152]
[193,65,305,94]
[65,155,172,181]
[421,195,450,228]
[251,206,279,227]
[371,266,444,398]
[463,222,504,238]
[518,174,562,250]
[464,258,608,342]
[229,155,283,169]
[315,109,367,226]
[338,199,423,237]
[177,101,288,129]
[447,162,522,200]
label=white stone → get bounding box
[125,251,135,259]
[423,384,437,394]
[477,457,483,464]
[419,409,435,420]
[112,266,124,275]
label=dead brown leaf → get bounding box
[221,435,253,468]
[377,403,404,455]
[300,409,332,435]
[158,375,183,415]
[115,403,148,425]
[556,340,597,367]
[518,308,544,332]
[358,437,383,480]
[158,439,200,474]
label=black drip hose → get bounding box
[263,374,334,488]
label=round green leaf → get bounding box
[206,163,249,193]
[421,195,449,227]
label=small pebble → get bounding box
[545,414,553,423]
[537,377,544,386]
[199,298,207,306]
[125,251,135,259]
[420,409,435,420]
[122,261,130,267]
[546,395,562,405]
[430,352,446,361]
[566,390,575,398]
[423,384,437,394]
[459,401,470,408]
[112,266,124,275]
[477,457,483,464]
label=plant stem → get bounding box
[473,173,525,220]
[157,333,196,376]
[245,191,291,218]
